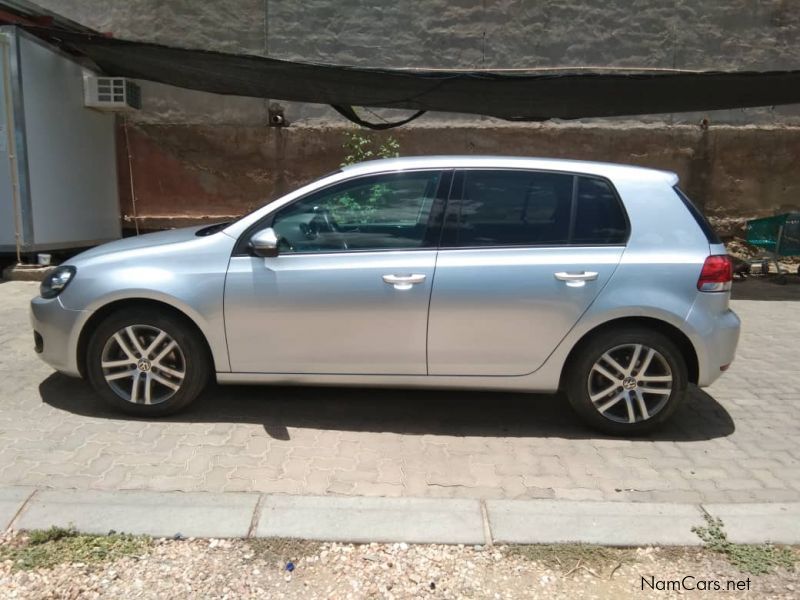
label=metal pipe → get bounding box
[1,32,22,263]
[122,115,140,236]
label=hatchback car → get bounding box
[31,156,740,434]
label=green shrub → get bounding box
[693,514,796,574]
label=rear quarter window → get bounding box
[572,177,628,245]
[673,187,722,244]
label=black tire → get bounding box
[565,327,688,436]
[86,307,210,417]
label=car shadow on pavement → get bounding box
[39,373,735,442]
[731,276,800,301]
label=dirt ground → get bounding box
[731,276,800,301]
[1,533,798,600]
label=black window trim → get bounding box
[673,186,722,245]
[439,167,631,251]
[232,168,453,256]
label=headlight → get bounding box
[40,266,76,299]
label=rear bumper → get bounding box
[690,305,741,387]
[30,296,88,378]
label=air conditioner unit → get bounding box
[83,74,141,111]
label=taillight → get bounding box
[697,255,733,292]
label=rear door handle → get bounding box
[554,271,598,287]
[382,273,426,290]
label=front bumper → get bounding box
[30,296,89,378]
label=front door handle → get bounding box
[382,273,426,290]
[554,271,599,287]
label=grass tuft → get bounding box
[692,514,796,575]
[26,526,77,545]
[0,526,152,571]
[507,543,635,571]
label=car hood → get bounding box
[69,226,212,262]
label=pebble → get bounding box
[0,530,796,599]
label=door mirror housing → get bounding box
[250,227,280,257]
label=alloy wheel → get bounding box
[587,343,673,424]
[100,324,186,405]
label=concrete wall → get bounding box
[36,1,800,226]
[116,122,800,228]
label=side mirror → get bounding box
[250,227,279,257]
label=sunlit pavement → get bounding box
[1,281,798,505]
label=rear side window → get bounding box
[674,187,722,244]
[450,170,574,247]
[572,177,628,245]
[444,170,628,247]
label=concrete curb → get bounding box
[0,486,35,531]
[701,503,800,545]
[487,499,705,546]
[1,485,798,545]
[13,489,259,539]
[1,264,54,282]
[256,495,485,544]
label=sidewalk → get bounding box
[2,486,799,545]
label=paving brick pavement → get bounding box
[1,280,798,503]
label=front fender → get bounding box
[71,288,230,374]
[58,233,235,373]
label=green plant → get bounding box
[332,130,401,224]
[27,525,77,545]
[341,131,400,167]
[692,514,796,574]
[0,527,152,571]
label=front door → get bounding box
[427,170,628,376]
[224,169,448,374]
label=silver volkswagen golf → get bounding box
[31,156,740,434]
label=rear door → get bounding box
[427,170,627,376]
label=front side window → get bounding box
[449,170,574,247]
[272,171,442,253]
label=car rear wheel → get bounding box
[565,327,688,435]
[86,308,210,416]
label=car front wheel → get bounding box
[86,308,210,416]
[565,327,688,435]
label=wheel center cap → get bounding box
[137,359,152,372]
[622,376,638,390]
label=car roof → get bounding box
[341,155,679,185]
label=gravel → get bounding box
[1,532,798,599]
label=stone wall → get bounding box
[37,0,800,226]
